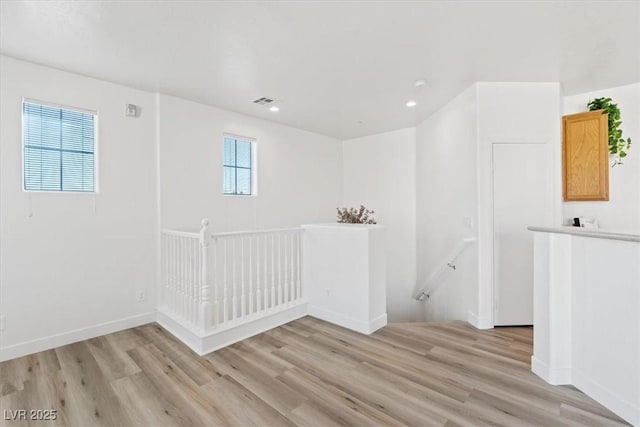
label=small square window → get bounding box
[23,100,97,192]
[223,135,255,195]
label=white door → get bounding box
[493,143,553,326]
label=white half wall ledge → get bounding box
[302,223,388,335]
[531,229,640,426]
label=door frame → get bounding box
[475,139,562,329]
[492,142,552,325]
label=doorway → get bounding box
[493,143,553,326]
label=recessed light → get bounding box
[406,100,417,107]
[269,106,280,112]
[414,79,426,87]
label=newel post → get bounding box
[199,218,212,333]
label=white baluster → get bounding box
[271,234,275,310]
[278,234,283,307]
[169,236,174,312]
[199,219,212,333]
[188,237,192,321]
[178,236,182,318]
[297,230,302,301]
[169,236,173,312]
[213,237,218,328]
[162,235,167,307]
[193,239,198,324]
[256,235,261,313]
[181,237,185,319]
[284,232,289,306]
[249,235,254,316]
[188,238,192,321]
[183,237,187,320]
[241,237,246,319]
[175,236,179,314]
[232,238,237,321]
[176,236,179,313]
[263,235,268,311]
[289,232,294,304]
[223,238,228,324]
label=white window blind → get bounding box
[23,101,96,192]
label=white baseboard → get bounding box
[0,312,155,362]
[467,311,493,329]
[200,303,308,354]
[308,305,387,335]
[531,356,571,385]
[573,369,640,427]
[157,302,309,356]
[155,309,205,354]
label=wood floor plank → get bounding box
[205,346,307,416]
[54,342,131,426]
[200,375,297,427]
[0,370,70,427]
[132,324,219,386]
[0,317,630,426]
[86,335,140,382]
[559,402,631,427]
[273,344,448,426]
[109,372,186,427]
[125,344,232,425]
[307,327,473,403]
[276,367,408,427]
[287,402,346,427]
[0,351,61,398]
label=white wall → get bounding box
[415,86,479,322]
[562,82,640,232]
[414,83,562,327]
[342,128,417,321]
[303,224,387,334]
[0,57,343,361]
[158,94,343,232]
[0,56,158,360]
[532,230,640,425]
[475,82,563,328]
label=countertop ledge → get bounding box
[528,226,640,242]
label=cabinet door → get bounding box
[563,110,609,201]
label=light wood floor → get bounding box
[0,317,630,426]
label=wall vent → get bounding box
[253,97,274,105]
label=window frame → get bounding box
[222,133,257,196]
[21,98,99,194]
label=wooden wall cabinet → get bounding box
[563,110,609,201]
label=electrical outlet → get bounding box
[0,315,5,331]
[137,290,146,302]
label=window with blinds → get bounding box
[23,100,96,192]
[223,135,255,195]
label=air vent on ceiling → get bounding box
[253,97,274,105]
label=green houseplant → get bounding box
[587,97,632,165]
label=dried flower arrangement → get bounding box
[336,205,377,224]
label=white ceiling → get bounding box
[1,1,638,139]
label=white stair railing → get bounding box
[414,237,476,302]
[161,227,204,327]
[209,227,303,330]
[160,219,303,337]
